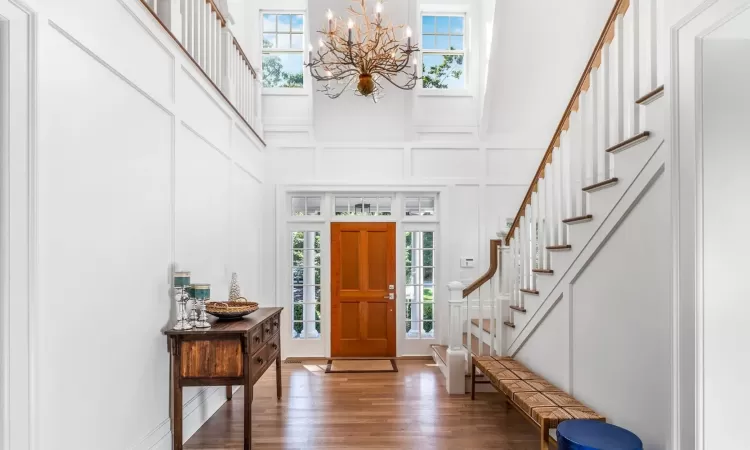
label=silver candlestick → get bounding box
[172,272,193,331]
[192,283,211,328]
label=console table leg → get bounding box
[244,353,252,450]
[226,385,233,400]
[172,352,183,450]
[276,354,282,400]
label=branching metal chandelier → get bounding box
[306,0,420,102]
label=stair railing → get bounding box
[447,239,509,359]
[140,0,264,142]
[502,0,663,331]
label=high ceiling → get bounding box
[483,0,616,147]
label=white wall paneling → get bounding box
[670,1,750,449]
[3,0,268,449]
[0,2,35,449]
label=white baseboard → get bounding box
[131,386,241,450]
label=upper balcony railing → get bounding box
[141,0,264,145]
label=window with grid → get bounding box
[291,196,322,216]
[262,13,304,88]
[404,196,436,216]
[334,196,392,216]
[420,14,466,89]
[405,231,435,339]
[291,231,321,339]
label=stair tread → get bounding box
[583,177,619,192]
[562,215,593,224]
[636,85,665,105]
[431,344,448,365]
[606,131,650,154]
[509,305,527,313]
[503,321,516,329]
[532,268,554,274]
[520,288,539,295]
[547,245,572,250]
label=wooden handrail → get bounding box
[505,0,629,246]
[463,239,503,298]
[233,37,258,79]
[205,0,227,28]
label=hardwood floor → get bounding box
[185,360,539,449]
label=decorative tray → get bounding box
[205,299,259,320]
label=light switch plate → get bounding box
[460,257,475,268]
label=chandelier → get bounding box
[306,0,420,102]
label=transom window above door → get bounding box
[334,196,392,216]
[291,196,322,216]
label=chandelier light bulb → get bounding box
[348,19,354,29]
[325,70,332,77]
[376,2,383,13]
[327,9,333,20]
[406,26,412,38]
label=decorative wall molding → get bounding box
[508,138,666,354]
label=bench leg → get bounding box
[540,418,550,450]
[470,362,476,400]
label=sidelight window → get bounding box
[291,231,321,339]
[405,231,435,339]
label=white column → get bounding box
[303,231,319,338]
[446,281,466,394]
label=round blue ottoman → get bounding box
[557,420,643,450]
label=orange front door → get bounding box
[331,222,396,357]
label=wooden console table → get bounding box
[165,307,283,450]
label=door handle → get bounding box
[383,293,395,300]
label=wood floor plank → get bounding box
[185,361,538,449]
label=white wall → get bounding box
[701,33,750,449]
[11,1,266,449]
[515,156,672,449]
[483,0,615,146]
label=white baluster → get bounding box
[490,277,496,355]
[181,0,187,45]
[530,192,538,291]
[655,0,665,87]
[509,236,516,309]
[553,148,565,244]
[562,130,577,218]
[638,0,657,97]
[209,10,215,81]
[623,0,641,136]
[597,43,610,181]
[609,15,624,181]
[539,177,549,270]
[569,109,584,217]
[186,0,194,56]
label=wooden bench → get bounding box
[471,355,605,450]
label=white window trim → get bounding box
[260,10,308,93]
[417,8,472,96]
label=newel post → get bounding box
[445,281,466,394]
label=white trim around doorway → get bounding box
[276,185,447,358]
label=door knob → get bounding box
[383,293,394,300]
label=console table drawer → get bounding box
[261,318,274,343]
[180,339,242,378]
[250,326,264,355]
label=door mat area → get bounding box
[325,359,398,373]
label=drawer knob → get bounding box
[254,336,261,343]
[265,327,271,333]
[273,321,279,327]
[271,343,278,350]
[256,356,264,364]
